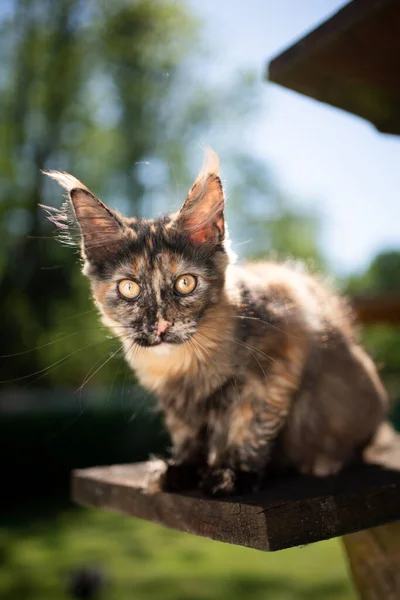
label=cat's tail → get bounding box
[363,421,400,470]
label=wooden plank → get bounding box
[72,462,400,552]
[352,293,400,324]
[267,0,400,134]
[343,522,400,599]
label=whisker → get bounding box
[191,334,225,378]
[76,340,128,393]
[233,339,276,365]
[108,362,122,404]
[77,345,123,412]
[26,235,57,240]
[198,324,277,364]
[127,382,155,424]
[188,337,210,373]
[6,341,118,440]
[231,239,252,248]
[208,315,303,340]
[194,333,241,404]
[1,329,108,358]
[56,308,98,323]
[40,265,63,270]
[120,367,129,421]
[192,333,227,372]
[120,341,142,421]
[0,340,108,384]
[190,335,211,364]
[0,325,130,359]
[239,342,268,380]
[47,412,85,440]
[49,339,130,440]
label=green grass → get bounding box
[0,506,356,600]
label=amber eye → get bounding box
[174,274,197,296]
[118,279,140,300]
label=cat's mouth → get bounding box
[136,337,183,348]
[134,339,183,357]
[132,324,198,349]
[135,332,194,349]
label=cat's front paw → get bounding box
[144,458,200,493]
[200,468,262,496]
[142,458,168,493]
[200,467,237,496]
[162,461,201,492]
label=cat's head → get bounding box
[43,149,232,352]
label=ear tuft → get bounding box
[176,147,225,247]
[196,146,220,181]
[42,170,91,194]
[42,171,126,263]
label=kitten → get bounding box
[43,149,391,496]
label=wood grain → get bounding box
[72,462,400,552]
[343,522,400,599]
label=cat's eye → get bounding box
[118,279,141,300]
[174,274,197,296]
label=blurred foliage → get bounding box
[345,250,400,405]
[249,201,324,270]
[0,0,325,388]
[1,0,398,395]
[0,507,355,600]
[346,251,400,294]
[0,390,166,509]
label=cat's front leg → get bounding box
[201,404,269,497]
[202,352,306,496]
[147,413,206,493]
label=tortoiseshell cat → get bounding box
[43,149,395,495]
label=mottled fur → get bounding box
[44,149,391,495]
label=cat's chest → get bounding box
[135,355,229,423]
[157,367,226,412]
[128,329,234,398]
[131,344,212,399]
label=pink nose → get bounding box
[157,318,171,335]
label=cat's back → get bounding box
[227,260,354,337]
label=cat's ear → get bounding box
[42,171,126,262]
[176,148,225,247]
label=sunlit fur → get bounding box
[44,148,393,496]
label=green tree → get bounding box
[0,0,325,388]
[217,152,325,270]
[347,251,400,294]
[345,250,400,411]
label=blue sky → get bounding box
[184,0,400,275]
